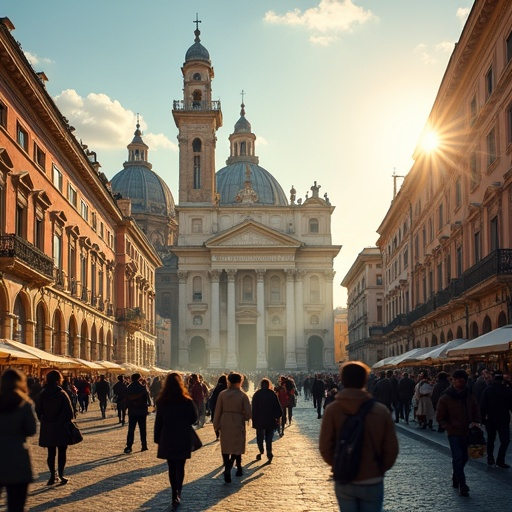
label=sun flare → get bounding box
[421,130,439,153]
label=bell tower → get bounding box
[172,16,223,205]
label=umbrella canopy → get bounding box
[387,347,432,367]
[414,339,468,362]
[94,360,125,373]
[372,356,397,369]
[447,325,512,357]
[0,339,39,364]
[3,339,79,368]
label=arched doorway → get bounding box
[238,324,256,371]
[52,309,64,354]
[497,311,507,327]
[470,321,479,339]
[91,324,98,360]
[307,336,324,370]
[440,331,445,344]
[447,329,454,341]
[189,336,207,368]
[482,315,492,334]
[431,334,438,347]
[68,316,78,356]
[456,325,463,339]
[35,302,46,349]
[13,294,28,343]
[80,320,88,359]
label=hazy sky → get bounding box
[3,0,472,307]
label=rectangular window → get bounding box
[474,231,481,264]
[80,200,89,221]
[486,66,494,99]
[470,96,477,125]
[377,305,383,323]
[456,246,463,277]
[91,211,97,231]
[68,184,77,208]
[438,203,444,231]
[428,218,433,241]
[437,262,443,291]
[446,253,451,283]
[486,127,497,166]
[193,156,201,189]
[17,122,28,151]
[100,222,104,239]
[470,152,479,186]
[0,100,7,128]
[191,218,203,233]
[52,165,63,192]
[34,217,44,251]
[403,247,408,268]
[15,204,26,238]
[33,142,46,170]
[490,216,499,251]
[53,232,62,270]
[376,274,382,286]
[455,178,462,207]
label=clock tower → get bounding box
[172,17,223,205]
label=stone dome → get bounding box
[216,162,288,206]
[185,29,210,63]
[110,166,176,217]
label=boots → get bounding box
[46,471,56,486]
[58,467,69,485]
[171,489,180,509]
[235,455,243,476]
[222,454,233,483]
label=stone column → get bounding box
[178,271,189,365]
[285,269,297,369]
[25,319,36,347]
[294,270,306,369]
[208,270,222,368]
[225,269,238,368]
[324,270,336,369]
[256,269,267,369]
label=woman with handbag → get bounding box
[35,370,75,485]
[154,373,198,510]
[0,369,37,512]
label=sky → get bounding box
[2,0,473,308]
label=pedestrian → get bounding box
[188,374,206,428]
[275,376,291,436]
[35,370,75,485]
[480,370,512,468]
[431,371,450,432]
[372,370,394,412]
[319,361,399,511]
[154,372,198,510]
[209,374,227,440]
[397,371,415,424]
[124,373,150,453]
[436,369,481,497]
[212,372,251,483]
[471,369,491,406]
[251,378,282,463]
[415,373,435,429]
[95,375,110,419]
[150,376,162,407]
[311,374,326,419]
[112,375,128,425]
[0,369,37,512]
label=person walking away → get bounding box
[311,374,326,419]
[0,369,37,512]
[431,372,450,432]
[213,372,251,483]
[275,376,290,436]
[480,370,512,468]
[252,378,282,463]
[372,370,394,412]
[188,374,206,428]
[397,372,415,424]
[415,373,435,429]
[124,373,150,453]
[154,372,198,510]
[209,375,227,440]
[35,370,75,485]
[284,375,297,424]
[113,375,128,425]
[436,369,481,497]
[472,369,491,407]
[319,361,399,512]
[95,375,110,419]
[150,376,162,407]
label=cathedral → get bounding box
[112,23,340,371]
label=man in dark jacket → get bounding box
[480,370,512,468]
[397,372,416,424]
[252,378,282,463]
[372,371,394,412]
[431,371,450,432]
[124,373,150,453]
[311,374,326,419]
[95,375,110,419]
[113,375,128,425]
[436,369,480,497]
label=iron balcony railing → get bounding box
[0,234,54,279]
[172,99,221,111]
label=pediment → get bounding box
[206,220,301,248]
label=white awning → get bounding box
[414,339,468,362]
[0,339,39,364]
[2,339,79,367]
[372,356,397,369]
[447,325,512,357]
[68,357,105,370]
[94,360,125,372]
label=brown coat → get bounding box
[319,388,399,482]
[213,387,251,455]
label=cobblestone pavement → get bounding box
[2,396,511,512]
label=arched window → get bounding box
[242,275,253,302]
[192,138,202,152]
[309,218,319,233]
[192,90,202,108]
[35,302,45,349]
[310,275,320,302]
[193,276,202,302]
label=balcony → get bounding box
[382,314,408,335]
[116,307,146,331]
[172,99,221,112]
[0,234,54,286]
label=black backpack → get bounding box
[333,399,375,484]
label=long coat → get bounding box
[154,398,198,460]
[0,400,37,484]
[213,388,251,455]
[35,384,74,447]
[252,388,282,430]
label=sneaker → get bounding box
[124,447,132,454]
[459,483,469,497]
[496,462,511,469]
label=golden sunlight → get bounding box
[421,129,439,153]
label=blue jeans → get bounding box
[335,481,384,512]
[447,434,469,484]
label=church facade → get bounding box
[170,26,341,371]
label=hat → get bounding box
[131,373,141,382]
[452,369,469,381]
[493,370,504,380]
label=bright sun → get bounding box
[421,130,439,152]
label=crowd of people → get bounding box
[0,364,511,511]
